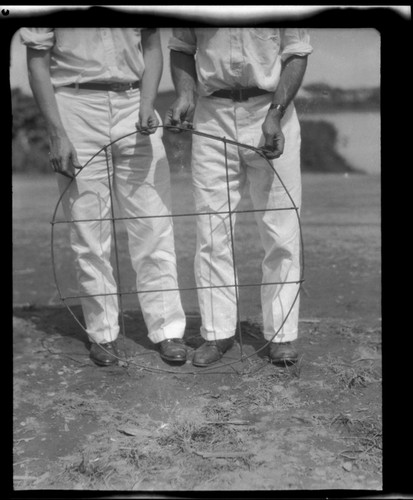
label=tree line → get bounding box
[12,86,362,175]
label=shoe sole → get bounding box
[192,360,218,367]
[192,355,224,367]
[160,354,186,363]
[91,358,118,367]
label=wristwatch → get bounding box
[269,103,286,117]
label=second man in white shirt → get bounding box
[165,27,313,367]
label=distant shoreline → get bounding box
[296,104,380,115]
[12,87,377,176]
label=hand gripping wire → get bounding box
[50,125,305,375]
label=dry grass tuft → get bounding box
[326,355,381,389]
[157,417,243,456]
[333,413,382,471]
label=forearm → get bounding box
[170,50,197,99]
[27,47,80,176]
[26,48,67,137]
[261,56,307,158]
[141,29,163,106]
[164,49,197,129]
[271,55,308,112]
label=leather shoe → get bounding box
[159,338,187,363]
[192,337,235,367]
[89,341,119,367]
[269,341,299,366]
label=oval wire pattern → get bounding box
[50,125,305,374]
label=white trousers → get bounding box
[55,87,186,344]
[192,94,302,343]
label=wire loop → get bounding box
[50,125,305,375]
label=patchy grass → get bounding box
[332,413,382,472]
[158,418,244,456]
[326,355,381,390]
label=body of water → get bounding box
[299,111,380,175]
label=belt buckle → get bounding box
[231,89,247,102]
[110,82,127,92]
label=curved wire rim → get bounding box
[50,124,305,375]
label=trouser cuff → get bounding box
[200,327,236,342]
[149,330,185,344]
[264,330,298,343]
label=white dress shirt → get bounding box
[168,27,313,97]
[20,27,149,87]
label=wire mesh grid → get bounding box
[50,125,305,375]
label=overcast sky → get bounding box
[10,27,381,95]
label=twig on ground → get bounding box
[191,450,253,459]
[14,437,36,444]
[13,458,39,466]
[204,420,250,426]
[337,452,359,461]
[351,357,380,364]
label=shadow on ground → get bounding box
[13,304,382,491]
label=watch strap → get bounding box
[269,103,286,116]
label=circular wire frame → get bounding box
[50,125,305,374]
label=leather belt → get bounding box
[210,88,270,102]
[64,81,140,92]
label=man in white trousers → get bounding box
[165,28,312,367]
[21,27,187,366]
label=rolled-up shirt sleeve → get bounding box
[20,28,55,50]
[280,28,313,61]
[168,28,197,55]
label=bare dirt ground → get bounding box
[12,172,382,492]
